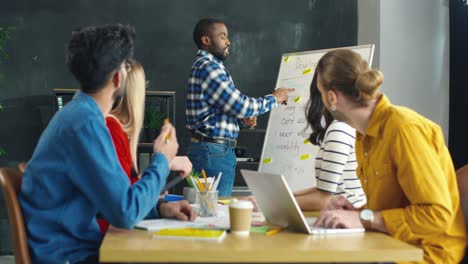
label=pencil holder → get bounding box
[197,190,218,217]
[183,187,199,204]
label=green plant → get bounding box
[144,110,165,130]
[185,170,201,188]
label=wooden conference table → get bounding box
[99,212,423,263]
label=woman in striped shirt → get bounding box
[294,72,367,210]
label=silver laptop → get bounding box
[241,169,365,235]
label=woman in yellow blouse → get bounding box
[312,49,466,264]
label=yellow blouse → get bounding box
[356,95,466,264]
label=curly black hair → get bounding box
[305,71,334,146]
[193,18,224,49]
[66,24,136,93]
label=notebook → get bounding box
[241,169,365,235]
[153,228,226,241]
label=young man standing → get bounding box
[186,18,294,196]
[20,24,196,264]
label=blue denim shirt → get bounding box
[19,91,168,264]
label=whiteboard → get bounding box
[258,45,375,191]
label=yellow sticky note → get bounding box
[262,158,273,164]
[302,68,312,75]
[284,56,290,62]
[218,199,231,205]
[294,96,302,103]
[300,154,310,160]
[303,139,311,144]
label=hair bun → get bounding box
[355,69,384,101]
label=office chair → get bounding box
[0,167,31,264]
[17,162,27,173]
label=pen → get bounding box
[266,227,283,236]
[189,176,199,192]
[211,172,222,191]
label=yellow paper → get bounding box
[294,96,302,103]
[302,68,312,75]
[300,154,310,160]
[153,228,226,241]
[303,139,311,144]
[262,157,273,164]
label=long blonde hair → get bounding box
[109,60,146,172]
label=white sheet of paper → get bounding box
[136,204,230,231]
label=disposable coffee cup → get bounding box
[229,199,254,236]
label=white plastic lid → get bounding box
[229,199,254,209]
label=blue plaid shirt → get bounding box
[186,50,277,139]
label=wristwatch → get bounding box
[360,209,374,230]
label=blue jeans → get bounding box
[187,141,236,196]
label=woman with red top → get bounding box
[98,61,193,233]
[97,60,145,232]
[106,60,146,185]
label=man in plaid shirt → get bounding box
[186,18,293,196]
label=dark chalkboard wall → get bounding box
[0,0,357,167]
[0,0,356,253]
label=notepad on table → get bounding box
[153,228,226,241]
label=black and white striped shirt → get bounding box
[315,120,367,208]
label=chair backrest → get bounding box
[17,162,27,173]
[0,167,31,264]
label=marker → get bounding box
[266,227,283,236]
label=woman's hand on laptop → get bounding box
[323,195,355,211]
[312,210,363,229]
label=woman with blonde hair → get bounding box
[97,60,193,233]
[106,60,146,184]
[312,49,466,263]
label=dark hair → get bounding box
[316,49,383,107]
[193,18,225,49]
[305,71,334,145]
[66,24,136,93]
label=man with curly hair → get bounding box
[19,24,196,264]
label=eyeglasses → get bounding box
[124,62,132,73]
